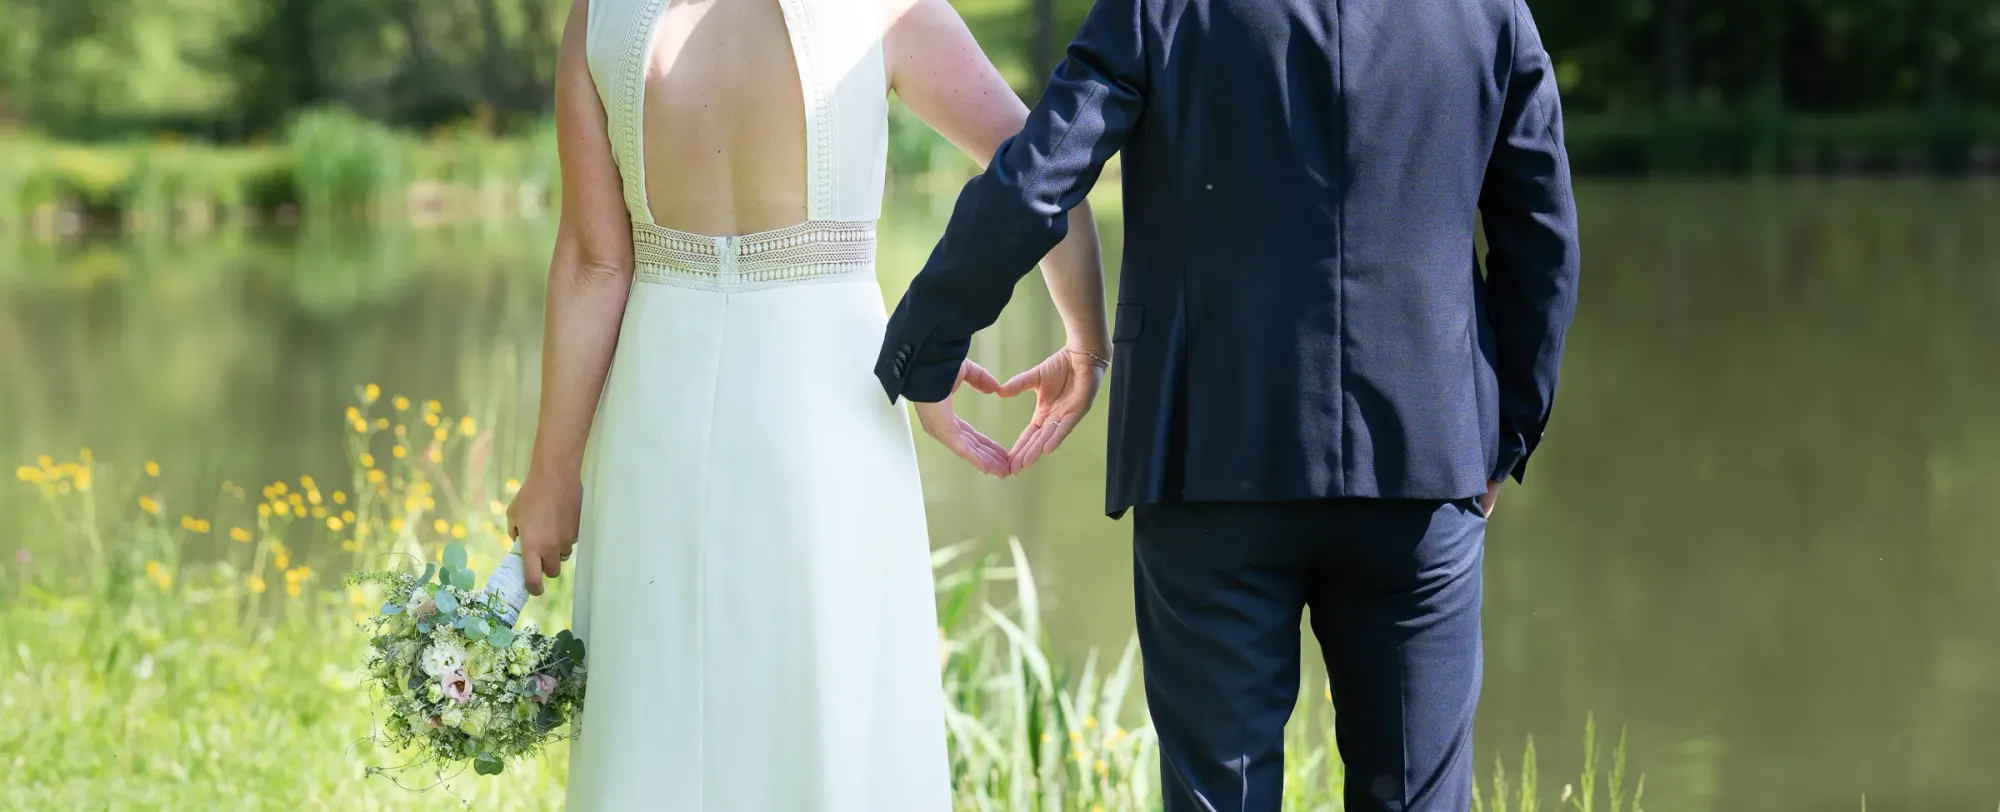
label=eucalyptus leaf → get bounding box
[473,754,505,776]
[443,542,467,572]
[434,590,459,614]
[380,601,403,616]
[487,628,514,648]
[421,563,437,584]
[464,617,491,640]
[416,620,433,634]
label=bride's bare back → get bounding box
[642,0,809,236]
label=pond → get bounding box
[4,180,1999,810]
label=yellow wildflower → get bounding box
[1069,730,1083,743]
[1041,733,1053,744]
[341,510,355,523]
[72,468,91,491]
[1073,747,1089,763]
[274,501,291,517]
[273,544,291,570]
[327,516,345,531]
[352,419,369,434]
[392,445,407,459]
[434,519,450,535]
[345,406,361,423]
[1110,726,1127,742]
[312,506,328,519]
[1096,761,1107,776]
[145,460,160,477]
[145,560,171,589]
[504,478,521,494]
[363,383,381,404]
[247,575,267,594]
[374,417,389,430]
[342,539,363,552]
[300,475,316,491]
[271,481,288,495]
[15,466,39,483]
[257,503,272,518]
[349,587,369,607]
[358,453,375,468]
[490,500,506,516]
[230,527,253,543]
[195,519,211,533]
[394,396,411,411]
[79,448,92,464]
[451,523,467,539]
[390,517,406,533]
[459,416,477,437]
[367,469,386,484]
[422,496,436,510]
[426,400,442,414]
[307,489,322,506]
[424,412,441,429]
[138,495,162,516]
[332,490,347,505]
[289,493,305,510]
[427,447,443,464]
[1086,715,1098,729]
[433,427,448,443]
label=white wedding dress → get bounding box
[565,0,951,808]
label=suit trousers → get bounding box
[1132,497,1486,812]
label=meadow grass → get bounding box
[4,388,1640,810]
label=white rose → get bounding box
[441,708,465,728]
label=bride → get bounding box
[503,0,1109,807]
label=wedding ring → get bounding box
[559,550,572,561]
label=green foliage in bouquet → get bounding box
[347,542,586,780]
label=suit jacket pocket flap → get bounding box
[1113,302,1144,342]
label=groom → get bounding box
[878,0,1578,808]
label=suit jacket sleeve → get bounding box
[875,0,1148,403]
[1478,0,1580,483]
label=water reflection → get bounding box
[4,182,1999,810]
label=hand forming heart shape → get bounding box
[911,349,1108,478]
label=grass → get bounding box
[3,387,1641,809]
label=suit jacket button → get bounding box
[891,361,906,378]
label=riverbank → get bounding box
[4,109,1999,240]
[1,389,1642,810]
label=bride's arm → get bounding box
[508,0,635,595]
[884,0,1111,361]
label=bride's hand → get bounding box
[506,470,583,595]
[911,360,1013,478]
[998,346,1108,475]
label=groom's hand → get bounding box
[999,347,1108,475]
[912,360,1014,477]
[1478,480,1503,518]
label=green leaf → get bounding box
[443,542,467,572]
[464,617,491,640]
[473,754,505,776]
[421,563,437,584]
[380,601,403,616]
[434,590,459,614]
[445,566,475,590]
[487,628,514,648]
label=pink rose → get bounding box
[533,673,559,704]
[441,670,473,703]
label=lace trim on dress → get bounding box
[615,0,671,224]
[633,220,876,292]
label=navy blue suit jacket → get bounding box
[877,0,1580,517]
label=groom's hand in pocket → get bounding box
[506,472,583,595]
[912,360,1013,478]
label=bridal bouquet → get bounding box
[349,541,586,777]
